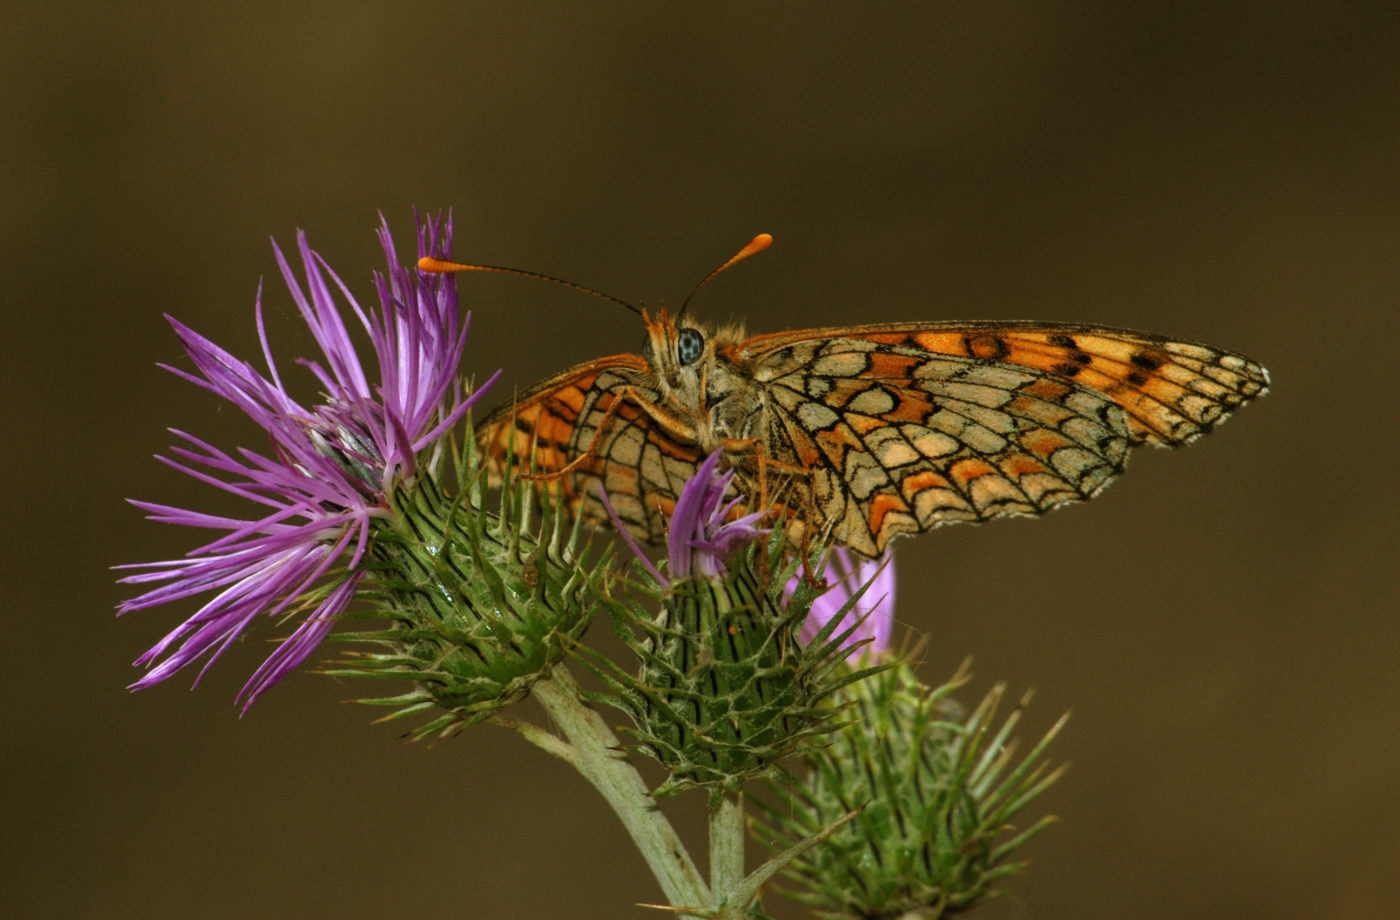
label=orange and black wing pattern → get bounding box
[475,355,703,543]
[739,321,1269,555]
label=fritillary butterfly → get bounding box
[421,235,1269,557]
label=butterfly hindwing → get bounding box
[748,336,1132,555]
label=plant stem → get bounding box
[708,788,747,917]
[526,665,710,912]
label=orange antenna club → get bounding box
[680,233,772,316]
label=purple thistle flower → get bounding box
[598,451,769,585]
[666,452,770,581]
[789,547,897,661]
[118,213,498,710]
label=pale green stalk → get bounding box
[708,789,747,918]
[516,666,711,913]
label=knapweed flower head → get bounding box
[117,214,495,710]
[788,546,897,662]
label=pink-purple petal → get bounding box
[236,580,354,710]
[788,547,896,661]
[665,452,770,581]
[597,483,665,585]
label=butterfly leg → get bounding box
[519,391,630,482]
[624,388,700,442]
[719,437,810,512]
[718,436,827,581]
[732,436,846,586]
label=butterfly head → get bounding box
[641,306,712,394]
[634,232,771,400]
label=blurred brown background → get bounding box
[5,3,1397,918]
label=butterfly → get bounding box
[421,235,1270,557]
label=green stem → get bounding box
[524,666,710,913]
[708,788,747,917]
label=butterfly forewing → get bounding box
[478,355,701,542]
[744,322,1270,444]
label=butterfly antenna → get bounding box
[417,256,642,316]
[679,233,772,318]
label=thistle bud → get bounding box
[753,665,1068,917]
[591,454,877,796]
[331,463,609,738]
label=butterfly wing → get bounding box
[476,355,702,543]
[737,321,1269,555]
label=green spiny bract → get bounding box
[590,535,879,798]
[328,456,611,738]
[751,665,1067,919]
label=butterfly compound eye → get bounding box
[677,327,705,365]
